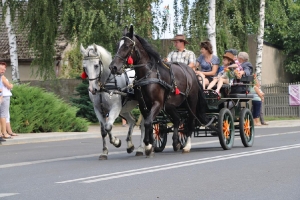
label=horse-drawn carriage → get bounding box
[152,75,255,152]
[107,25,255,157]
[82,24,255,159]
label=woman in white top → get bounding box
[2,74,17,136]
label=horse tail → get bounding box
[196,80,208,124]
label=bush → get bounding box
[70,79,98,123]
[10,84,89,133]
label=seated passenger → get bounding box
[206,52,240,95]
[236,52,253,79]
[194,41,220,89]
[165,34,196,69]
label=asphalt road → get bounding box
[1,126,300,200]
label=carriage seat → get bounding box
[229,75,254,95]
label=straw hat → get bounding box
[171,34,189,44]
[223,52,235,63]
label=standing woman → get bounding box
[195,41,220,89]
[2,65,16,136]
[249,77,264,126]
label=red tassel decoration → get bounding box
[81,71,88,79]
[127,56,133,65]
[175,87,180,95]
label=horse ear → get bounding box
[93,43,98,53]
[80,44,87,56]
[129,24,134,39]
[123,26,128,36]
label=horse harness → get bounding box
[84,53,133,118]
[116,36,191,113]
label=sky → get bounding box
[160,0,174,39]
[159,0,194,39]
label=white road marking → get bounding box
[0,152,120,169]
[0,193,19,198]
[1,131,299,169]
[56,144,300,184]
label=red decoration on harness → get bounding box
[175,87,180,95]
[81,71,88,79]
[127,56,133,65]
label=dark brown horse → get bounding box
[109,25,207,156]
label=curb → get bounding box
[0,128,141,146]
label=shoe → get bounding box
[0,137,6,142]
[261,122,268,125]
[8,133,18,136]
[2,134,12,139]
[122,124,127,127]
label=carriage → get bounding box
[152,75,255,152]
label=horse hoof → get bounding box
[127,145,135,154]
[115,140,122,148]
[135,151,143,156]
[182,149,190,154]
[146,151,154,158]
[99,155,108,160]
[173,143,181,152]
[145,148,153,156]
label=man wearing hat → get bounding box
[165,34,196,69]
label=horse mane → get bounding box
[132,34,163,64]
[87,44,112,68]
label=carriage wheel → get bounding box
[218,108,235,150]
[153,123,168,152]
[239,108,255,147]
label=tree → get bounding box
[207,0,217,56]
[255,0,265,83]
[3,0,162,80]
[263,0,300,77]
[2,0,20,82]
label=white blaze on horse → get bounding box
[80,44,145,159]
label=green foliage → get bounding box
[61,0,161,54]
[17,0,60,80]
[131,107,141,120]
[264,0,300,76]
[70,79,98,123]
[10,84,89,133]
[4,0,300,78]
[61,46,83,78]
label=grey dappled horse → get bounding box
[80,44,145,159]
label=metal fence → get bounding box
[262,82,300,117]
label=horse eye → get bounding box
[94,64,98,68]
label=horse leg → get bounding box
[121,112,136,154]
[136,117,145,156]
[99,122,109,160]
[165,105,181,151]
[143,102,162,157]
[182,97,197,153]
[106,106,122,148]
[182,120,192,153]
[93,108,109,160]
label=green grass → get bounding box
[265,116,300,121]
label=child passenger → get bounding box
[206,52,241,95]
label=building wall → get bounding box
[5,63,42,82]
[247,35,290,85]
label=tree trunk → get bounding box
[255,0,265,84]
[2,0,20,83]
[206,0,217,56]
